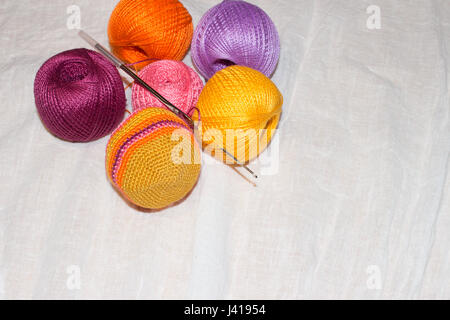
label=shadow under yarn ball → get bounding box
[108,0,193,71]
[34,48,126,142]
[191,0,280,79]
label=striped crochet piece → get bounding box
[106,108,201,209]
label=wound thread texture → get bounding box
[191,0,280,79]
[34,48,126,142]
[195,65,283,163]
[132,60,203,115]
[108,0,193,71]
[106,108,201,209]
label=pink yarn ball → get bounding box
[131,60,203,115]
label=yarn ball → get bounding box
[34,48,126,142]
[132,60,203,115]
[195,65,282,163]
[108,0,193,71]
[191,0,280,79]
[106,107,201,209]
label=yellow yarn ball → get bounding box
[195,65,283,163]
[106,108,201,209]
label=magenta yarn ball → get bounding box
[34,48,126,142]
[191,0,280,79]
[131,60,203,116]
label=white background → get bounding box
[0,0,449,299]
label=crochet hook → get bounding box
[78,30,258,179]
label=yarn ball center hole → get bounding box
[259,114,278,140]
[58,61,89,83]
[130,46,147,57]
[212,59,235,73]
[265,115,277,130]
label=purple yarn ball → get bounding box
[191,0,280,79]
[34,48,126,142]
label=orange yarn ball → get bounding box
[108,0,193,70]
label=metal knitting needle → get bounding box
[78,30,258,179]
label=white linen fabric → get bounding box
[0,0,449,299]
